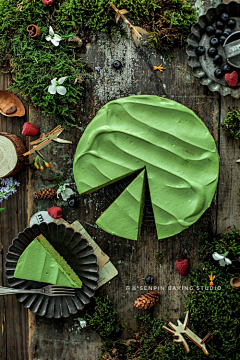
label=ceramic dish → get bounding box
[5,222,99,318]
[187,1,240,98]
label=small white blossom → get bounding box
[46,26,62,46]
[57,183,75,201]
[212,251,232,267]
[48,77,67,95]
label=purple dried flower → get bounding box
[95,66,101,72]
[0,177,20,206]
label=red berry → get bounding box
[42,0,54,4]
[175,259,189,276]
[225,71,238,88]
[48,206,63,219]
[22,122,39,136]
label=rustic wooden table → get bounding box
[1,0,239,359]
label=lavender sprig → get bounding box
[0,178,20,206]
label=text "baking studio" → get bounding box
[126,285,222,291]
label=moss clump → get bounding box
[86,224,240,359]
[56,0,197,60]
[220,108,240,140]
[85,295,121,339]
[0,0,90,128]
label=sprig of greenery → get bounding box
[220,108,240,140]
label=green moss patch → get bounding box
[85,224,240,359]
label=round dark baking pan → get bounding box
[187,1,240,98]
[5,222,99,318]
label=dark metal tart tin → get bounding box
[187,1,240,98]
[5,222,99,318]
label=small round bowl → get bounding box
[5,222,99,318]
[230,277,240,289]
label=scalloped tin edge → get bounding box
[187,1,240,98]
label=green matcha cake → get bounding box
[96,169,146,240]
[14,234,82,288]
[73,95,219,240]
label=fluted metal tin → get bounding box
[5,222,99,318]
[187,1,240,98]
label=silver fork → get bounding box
[0,285,75,297]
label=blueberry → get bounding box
[112,60,122,70]
[208,47,218,57]
[221,13,229,23]
[145,275,154,285]
[224,28,232,36]
[216,21,224,29]
[215,29,223,38]
[227,19,236,29]
[206,25,215,36]
[213,54,223,65]
[195,46,206,56]
[223,64,232,73]
[219,36,227,44]
[68,198,78,207]
[214,68,223,79]
[210,37,219,47]
[219,35,227,45]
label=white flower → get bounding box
[212,251,232,267]
[57,183,75,201]
[79,320,87,329]
[48,77,67,95]
[46,26,62,46]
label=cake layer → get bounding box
[96,169,146,240]
[73,95,219,239]
[14,234,82,288]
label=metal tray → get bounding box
[187,1,240,98]
[5,222,99,318]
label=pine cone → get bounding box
[34,188,57,200]
[134,291,160,310]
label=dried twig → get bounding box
[109,2,150,46]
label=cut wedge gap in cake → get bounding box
[14,234,82,288]
[140,172,157,237]
[96,169,146,240]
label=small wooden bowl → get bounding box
[0,90,25,117]
[230,277,240,289]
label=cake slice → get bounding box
[96,169,146,240]
[14,234,82,288]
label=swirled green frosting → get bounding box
[73,95,219,240]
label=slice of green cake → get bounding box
[96,169,146,240]
[14,234,82,288]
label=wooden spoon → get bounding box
[0,90,25,117]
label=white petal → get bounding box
[58,76,67,84]
[61,192,69,201]
[219,259,226,267]
[48,85,57,94]
[54,34,62,41]
[80,320,87,328]
[57,86,67,95]
[225,257,232,265]
[51,38,60,46]
[46,35,51,42]
[62,184,67,190]
[65,188,75,197]
[212,252,224,261]
[51,78,57,85]
[49,26,54,36]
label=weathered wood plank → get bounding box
[0,73,29,360]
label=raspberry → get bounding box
[22,122,39,136]
[225,71,238,88]
[48,206,63,219]
[175,259,189,276]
